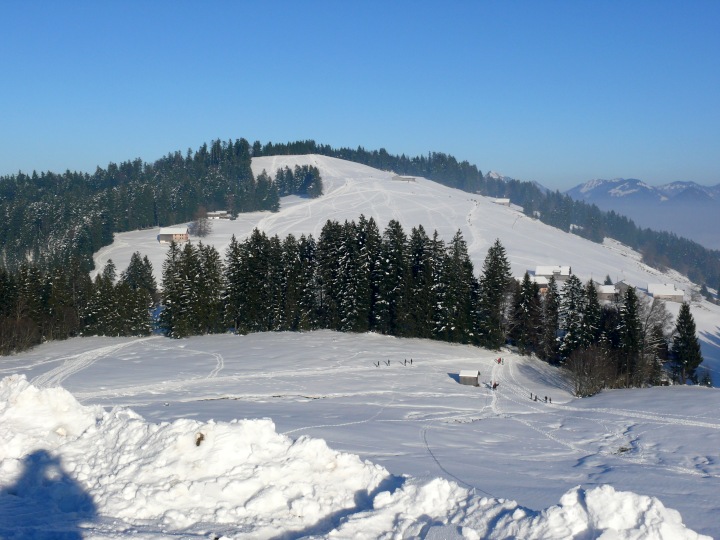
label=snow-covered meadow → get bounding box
[2,155,719,538]
[2,332,718,538]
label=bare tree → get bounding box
[637,297,673,385]
[565,344,615,397]
[188,206,212,238]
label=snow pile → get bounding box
[0,375,709,539]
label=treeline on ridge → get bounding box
[0,217,704,394]
[254,140,720,287]
[1,137,718,289]
[0,140,322,274]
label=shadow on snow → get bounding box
[0,449,97,540]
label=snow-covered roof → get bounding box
[535,265,571,277]
[159,227,188,235]
[459,370,479,378]
[648,283,682,297]
[598,285,617,295]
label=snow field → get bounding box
[0,373,710,539]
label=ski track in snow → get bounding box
[31,337,157,389]
[496,357,720,479]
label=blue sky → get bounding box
[1,1,718,190]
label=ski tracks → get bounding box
[31,337,157,389]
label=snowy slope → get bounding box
[92,154,720,377]
[2,332,718,538]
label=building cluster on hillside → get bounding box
[525,265,685,303]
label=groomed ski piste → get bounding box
[2,155,719,538]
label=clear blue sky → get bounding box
[1,1,718,190]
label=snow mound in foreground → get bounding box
[0,375,708,539]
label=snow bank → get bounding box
[0,375,708,539]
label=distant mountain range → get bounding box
[564,178,720,250]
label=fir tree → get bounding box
[196,242,224,334]
[477,239,512,349]
[617,287,643,387]
[671,302,703,384]
[406,225,434,338]
[509,272,541,354]
[582,280,602,348]
[559,274,586,360]
[223,235,244,332]
[443,230,477,343]
[538,275,561,363]
[375,220,410,335]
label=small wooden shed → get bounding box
[459,370,480,386]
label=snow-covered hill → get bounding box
[2,332,718,538]
[93,154,720,377]
[566,178,720,249]
[16,153,712,537]
[95,155,701,297]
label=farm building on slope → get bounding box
[534,265,572,282]
[647,283,684,302]
[158,227,189,244]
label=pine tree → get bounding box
[196,242,224,334]
[671,302,703,384]
[430,232,451,341]
[406,225,434,338]
[509,272,541,354]
[477,239,512,349]
[538,275,560,363]
[297,234,319,330]
[559,274,586,359]
[120,252,158,300]
[582,280,601,348]
[375,220,410,335]
[443,230,476,343]
[352,215,381,332]
[223,235,244,332]
[317,220,344,330]
[617,287,643,387]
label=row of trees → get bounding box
[0,215,704,395]
[0,253,157,354]
[2,137,719,291]
[0,139,269,272]
[155,216,703,393]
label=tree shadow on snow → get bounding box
[273,474,406,540]
[699,326,720,384]
[0,449,97,540]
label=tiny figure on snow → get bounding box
[492,381,499,390]
[549,397,552,404]
[544,396,547,403]
[534,395,538,401]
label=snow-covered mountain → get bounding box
[566,178,720,249]
[4,153,713,538]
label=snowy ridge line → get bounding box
[31,337,156,388]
